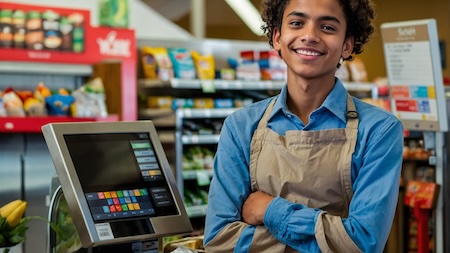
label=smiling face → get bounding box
[273,0,354,83]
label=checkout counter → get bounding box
[42,121,193,253]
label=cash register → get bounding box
[42,121,193,252]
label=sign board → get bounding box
[381,19,448,132]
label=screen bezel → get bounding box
[42,121,192,248]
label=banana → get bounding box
[0,200,24,219]
[6,201,27,227]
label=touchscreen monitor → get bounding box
[42,121,192,248]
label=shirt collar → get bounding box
[271,78,348,123]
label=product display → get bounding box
[141,46,174,81]
[140,46,287,83]
[0,5,85,52]
[0,78,108,118]
[168,48,196,80]
[0,2,138,252]
[191,51,215,80]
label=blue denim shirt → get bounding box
[204,79,403,253]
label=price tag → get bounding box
[201,80,215,93]
[196,170,211,186]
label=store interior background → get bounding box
[6,0,450,94]
[145,0,450,80]
[1,0,449,252]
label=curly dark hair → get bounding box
[260,0,376,62]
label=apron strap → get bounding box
[256,97,277,129]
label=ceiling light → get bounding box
[225,0,264,36]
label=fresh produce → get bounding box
[0,199,62,253]
[0,199,28,250]
[0,200,27,228]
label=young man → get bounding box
[204,0,403,252]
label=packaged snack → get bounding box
[34,82,52,102]
[71,77,108,117]
[348,57,368,82]
[147,96,172,109]
[0,9,13,48]
[12,10,26,48]
[2,90,25,116]
[141,47,174,81]
[214,98,233,108]
[236,60,260,81]
[42,10,62,50]
[172,98,194,109]
[45,94,74,116]
[25,10,44,50]
[24,97,46,116]
[193,98,214,109]
[15,90,33,103]
[259,50,287,80]
[191,51,215,80]
[59,16,74,51]
[68,12,84,53]
[167,48,196,79]
[219,68,235,80]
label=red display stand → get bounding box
[0,2,137,132]
[405,181,440,253]
[0,115,119,133]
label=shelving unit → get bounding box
[138,78,378,97]
[0,5,137,253]
[175,108,238,218]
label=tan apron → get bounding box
[206,95,363,253]
[249,95,362,253]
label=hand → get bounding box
[242,191,274,226]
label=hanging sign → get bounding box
[381,19,448,132]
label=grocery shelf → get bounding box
[139,108,176,127]
[185,204,208,218]
[343,82,378,99]
[182,170,214,180]
[181,134,221,144]
[177,108,238,118]
[157,131,175,143]
[140,108,240,128]
[0,61,93,76]
[0,115,118,133]
[138,78,285,90]
[138,79,378,99]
